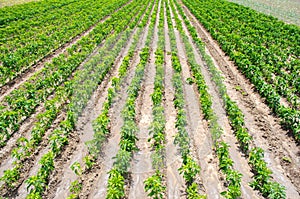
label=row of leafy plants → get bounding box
[0,0,143,148]
[0,1,149,197]
[165,3,205,198]
[0,0,129,86]
[176,1,286,198]
[144,2,167,198]
[106,2,159,198]
[169,1,243,198]
[183,0,300,142]
[105,1,159,197]
[106,47,150,199]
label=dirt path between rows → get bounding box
[180,3,300,197]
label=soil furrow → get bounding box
[0,0,132,99]
[163,5,186,197]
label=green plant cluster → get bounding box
[0,0,76,26]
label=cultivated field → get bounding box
[0,0,299,199]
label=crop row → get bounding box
[106,0,158,197]
[0,0,143,148]
[144,2,166,198]
[0,0,77,26]
[175,1,286,198]
[183,0,300,141]
[166,3,205,198]
[106,47,150,198]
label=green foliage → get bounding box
[179,156,200,184]
[70,162,82,176]
[0,167,20,188]
[69,180,82,195]
[144,171,166,199]
[187,183,206,199]
[106,168,125,199]
[84,155,95,170]
[182,0,300,141]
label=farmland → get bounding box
[0,0,299,199]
